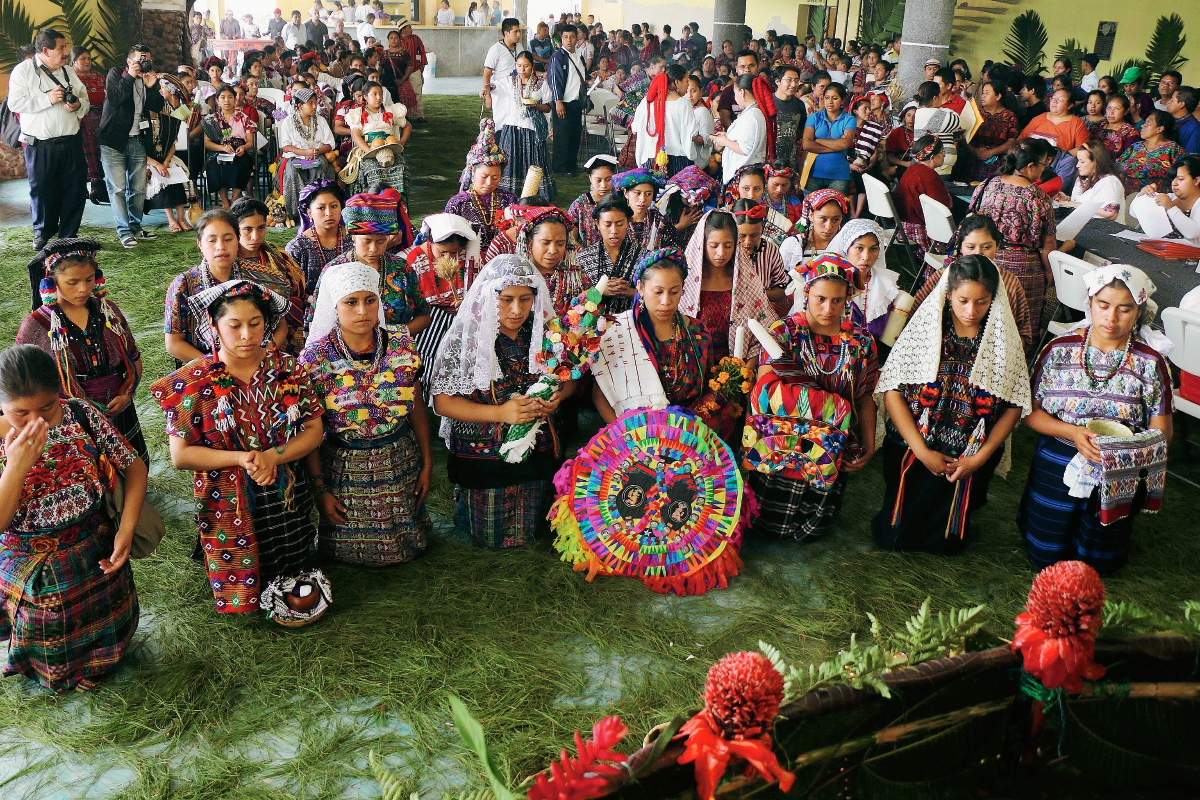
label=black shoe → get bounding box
[33,236,47,251]
[135,230,158,241]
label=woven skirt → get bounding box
[0,510,138,692]
[747,472,847,542]
[319,429,431,565]
[498,125,556,201]
[872,438,1000,555]
[248,465,317,584]
[352,153,410,196]
[1017,434,1134,575]
[993,248,1047,337]
[282,158,339,221]
[454,480,552,549]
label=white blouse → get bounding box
[277,114,335,160]
[722,105,766,184]
[1070,173,1125,216]
[632,96,700,166]
[492,77,552,130]
[692,104,714,166]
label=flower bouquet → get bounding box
[499,277,610,463]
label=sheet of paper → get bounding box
[1111,229,1148,242]
[1056,200,1104,241]
[1128,193,1174,238]
[165,165,190,185]
[216,153,235,163]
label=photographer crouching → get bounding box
[99,44,165,249]
[8,28,90,305]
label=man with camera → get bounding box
[7,28,90,259]
[99,44,165,248]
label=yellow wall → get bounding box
[582,0,861,45]
[954,1,1200,82]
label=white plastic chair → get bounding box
[918,195,956,281]
[1163,306,1200,422]
[257,87,286,106]
[861,173,921,284]
[1046,250,1098,336]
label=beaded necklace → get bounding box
[333,325,381,372]
[470,187,498,228]
[1080,326,1133,394]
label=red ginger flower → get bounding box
[678,652,795,800]
[526,716,628,800]
[1012,561,1107,693]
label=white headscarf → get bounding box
[827,218,901,324]
[428,254,554,440]
[421,212,481,261]
[1068,264,1174,356]
[877,263,1031,417]
[304,261,384,348]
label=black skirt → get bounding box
[205,153,254,190]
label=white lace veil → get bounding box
[304,261,384,348]
[428,254,554,439]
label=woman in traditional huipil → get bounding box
[444,120,517,252]
[1018,265,1173,575]
[300,262,433,565]
[430,256,574,548]
[745,255,879,542]
[873,256,1030,554]
[285,180,352,293]
[18,240,148,464]
[152,281,330,626]
[0,345,145,691]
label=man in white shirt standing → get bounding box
[357,13,377,49]
[1079,54,1100,93]
[481,17,521,109]
[282,10,303,50]
[7,28,90,258]
[548,24,587,176]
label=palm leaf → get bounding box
[90,0,139,71]
[0,0,60,73]
[1002,10,1048,75]
[1111,57,1148,84]
[1055,38,1088,83]
[859,0,903,47]
[48,0,95,53]
[1142,13,1188,87]
[809,6,828,42]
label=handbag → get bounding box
[69,399,166,559]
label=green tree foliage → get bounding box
[1055,38,1089,83]
[1003,10,1049,75]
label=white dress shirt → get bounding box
[282,21,302,49]
[1080,71,1099,93]
[357,21,377,48]
[7,55,89,141]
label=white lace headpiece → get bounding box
[428,255,553,438]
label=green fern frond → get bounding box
[368,750,411,800]
[1110,57,1148,85]
[1002,10,1048,75]
[90,0,138,71]
[859,0,902,47]
[454,790,498,800]
[809,7,828,42]
[1055,39,1089,83]
[1143,13,1188,87]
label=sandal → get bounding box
[167,220,184,232]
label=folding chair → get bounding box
[917,195,956,292]
[1163,306,1200,459]
[582,90,616,158]
[861,173,921,285]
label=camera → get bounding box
[138,57,154,73]
[63,89,78,105]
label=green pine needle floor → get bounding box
[1,95,1199,799]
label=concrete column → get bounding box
[895,0,956,94]
[713,0,748,54]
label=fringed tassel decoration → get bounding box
[731,481,760,548]
[549,495,589,566]
[642,546,744,597]
[890,448,919,527]
[943,476,973,539]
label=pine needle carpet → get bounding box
[0,95,1198,799]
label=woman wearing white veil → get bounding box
[429,255,574,548]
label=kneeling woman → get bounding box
[1018,265,1173,574]
[300,262,433,565]
[0,345,146,691]
[745,256,879,542]
[591,248,727,431]
[152,281,330,626]
[18,239,148,464]
[430,256,574,548]
[873,256,1030,554]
